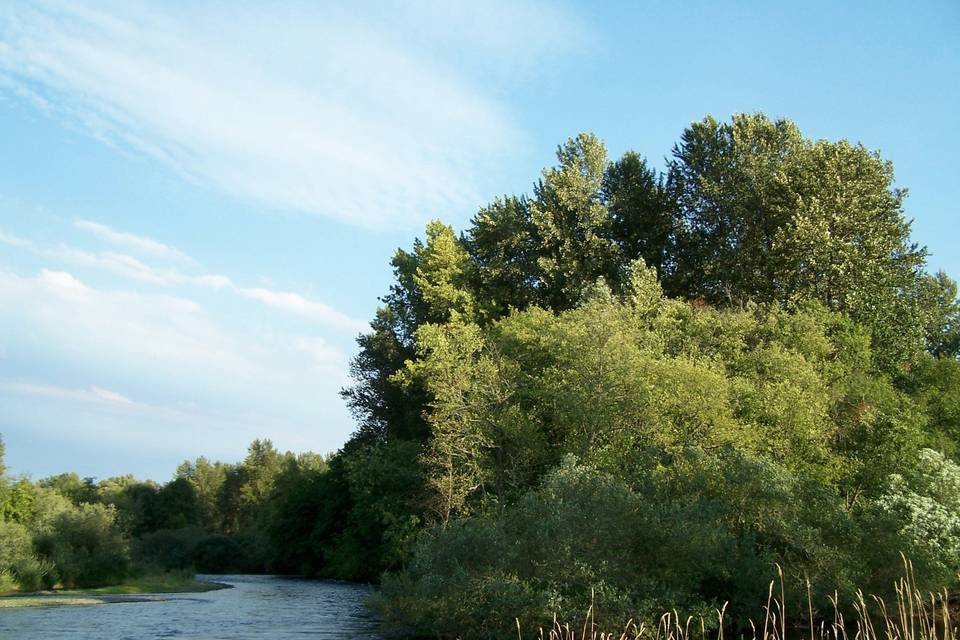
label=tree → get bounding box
[870,449,960,589]
[921,271,960,358]
[177,457,228,531]
[603,151,674,279]
[667,114,928,370]
[38,473,99,505]
[239,439,283,515]
[530,133,620,309]
[465,195,541,319]
[152,478,200,530]
[397,322,492,525]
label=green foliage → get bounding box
[904,356,960,456]
[35,502,129,589]
[381,456,799,638]
[133,527,205,572]
[177,457,228,531]
[666,114,928,370]
[530,133,621,309]
[38,473,99,506]
[192,534,247,573]
[869,449,960,588]
[466,196,540,318]
[604,152,674,277]
[921,272,960,358]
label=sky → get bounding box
[0,0,957,481]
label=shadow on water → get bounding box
[0,575,386,639]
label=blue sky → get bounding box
[1,1,957,481]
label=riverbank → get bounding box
[0,574,230,608]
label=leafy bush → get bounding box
[192,534,246,573]
[0,519,32,570]
[380,456,798,639]
[866,449,960,589]
[133,527,205,571]
[11,555,56,591]
[0,570,16,594]
[35,502,129,588]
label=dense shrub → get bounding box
[381,457,782,638]
[134,527,205,571]
[35,503,129,588]
[192,534,247,573]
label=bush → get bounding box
[11,556,56,591]
[36,502,129,588]
[865,448,960,590]
[0,570,16,594]
[378,451,891,639]
[192,534,247,573]
[380,457,777,639]
[0,520,32,570]
[133,527,205,572]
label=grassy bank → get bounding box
[0,597,103,609]
[60,573,229,595]
[0,572,229,606]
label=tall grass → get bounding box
[517,561,956,640]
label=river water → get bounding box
[0,575,386,639]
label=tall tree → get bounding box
[530,132,620,309]
[603,151,675,280]
[921,271,960,359]
[465,195,541,319]
[668,114,928,369]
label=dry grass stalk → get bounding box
[515,560,956,640]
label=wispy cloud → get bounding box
[0,265,356,472]
[1,223,365,332]
[0,230,32,248]
[4,267,239,370]
[75,219,190,262]
[0,1,583,228]
[236,286,364,333]
[1,380,136,408]
[0,266,352,400]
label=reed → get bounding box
[517,561,957,640]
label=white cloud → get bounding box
[75,219,190,262]
[0,1,583,228]
[0,268,244,371]
[295,336,351,384]
[238,287,366,334]
[0,266,357,475]
[37,268,93,299]
[1,224,364,332]
[47,245,174,284]
[0,230,33,248]
[1,380,135,408]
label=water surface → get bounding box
[0,575,385,639]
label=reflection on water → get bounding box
[0,575,386,639]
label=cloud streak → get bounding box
[75,219,190,262]
[0,1,582,228]
[1,380,136,408]
[1,223,366,332]
[0,266,351,404]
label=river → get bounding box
[0,575,386,639]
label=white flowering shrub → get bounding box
[876,449,960,583]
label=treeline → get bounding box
[2,113,959,639]
[0,438,330,590]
